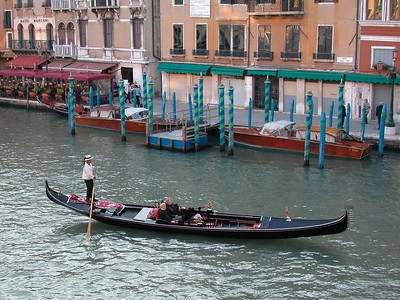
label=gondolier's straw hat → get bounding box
[84,155,93,161]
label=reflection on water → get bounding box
[0,107,399,299]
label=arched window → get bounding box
[67,22,75,45]
[28,24,35,49]
[131,9,143,50]
[58,23,66,45]
[46,23,54,50]
[17,24,24,44]
[78,13,88,48]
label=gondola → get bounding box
[45,181,348,239]
[36,97,88,117]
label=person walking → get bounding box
[124,82,131,103]
[82,155,95,202]
[364,99,371,124]
[376,101,384,130]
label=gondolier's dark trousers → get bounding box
[85,179,95,202]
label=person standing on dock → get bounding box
[376,102,384,130]
[82,155,95,202]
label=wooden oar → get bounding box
[85,181,95,242]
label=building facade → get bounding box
[0,0,15,68]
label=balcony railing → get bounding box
[53,44,77,58]
[313,52,335,60]
[216,50,247,58]
[90,0,119,8]
[12,40,54,51]
[281,51,301,59]
[254,50,274,60]
[248,0,304,15]
[170,48,186,56]
[51,0,76,10]
[192,49,209,56]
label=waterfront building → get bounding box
[0,0,15,68]
[7,0,161,96]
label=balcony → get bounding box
[247,0,304,17]
[281,51,301,60]
[53,44,77,58]
[192,49,209,56]
[12,40,54,52]
[51,0,76,10]
[215,50,247,58]
[313,52,335,61]
[254,50,274,60]
[90,0,119,8]
[170,48,186,56]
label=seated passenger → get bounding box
[158,202,182,224]
[165,197,180,218]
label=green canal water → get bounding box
[0,106,399,299]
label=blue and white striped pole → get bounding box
[193,84,200,152]
[361,104,366,142]
[345,103,351,133]
[264,78,270,123]
[290,99,294,130]
[248,98,253,129]
[199,73,204,122]
[132,89,137,108]
[162,91,166,120]
[89,86,94,110]
[148,80,154,133]
[119,78,126,141]
[304,90,313,166]
[337,80,344,128]
[219,84,225,152]
[228,86,234,156]
[108,87,113,107]
[188,93,193,122]
[378,104,387,156]
[172,92,177,121]
[68,75,75,135]
[329,101,334,127]
[96,86,101,107]
[142,72,147,109]
[271,99,275,122]
[318,113,326,169]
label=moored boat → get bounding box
[37,96,88,117]
[75,106,171,133]
[230,120,372,159]
[45,180,348,239]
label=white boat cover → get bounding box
[260,120,296,136]
[125,107,148,118]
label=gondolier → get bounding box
[82,155,95,202]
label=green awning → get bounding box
[246,69,277,76]
[210,66,245,77]
[278,70,344,81]
[345,73,400,84]
[157,62,211,75]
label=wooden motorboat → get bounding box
[229,120,372,159]
[45,180,348,239]
[75,106,171,133]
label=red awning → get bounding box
[5,56,46,69]
[63,61,116,73]
[33,70,114,81]
[0,69,39,77]
[46,59,75,71]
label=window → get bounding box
[78,19,87,47]
[18,24,23,43]
[6,33,13,49]
[257,25,272,58]
[58,23,66,45]
[132,18,143,49]
[315,25,333,59]
[104,18,113,48]
[28,24,35,48]
[283,25,300,59]
[196,24,207,50]
[67,23,75,45]
[46,24,54,49]
[391,0,400,20]
[4,11,12,29]
[367,0,382,20]
[372,47,397,68]
[174,0,184,5]
[217,24,246,57]
[173,24,183,49]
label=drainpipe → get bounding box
[354,0,360,71]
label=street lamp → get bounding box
[387,48,398,128]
